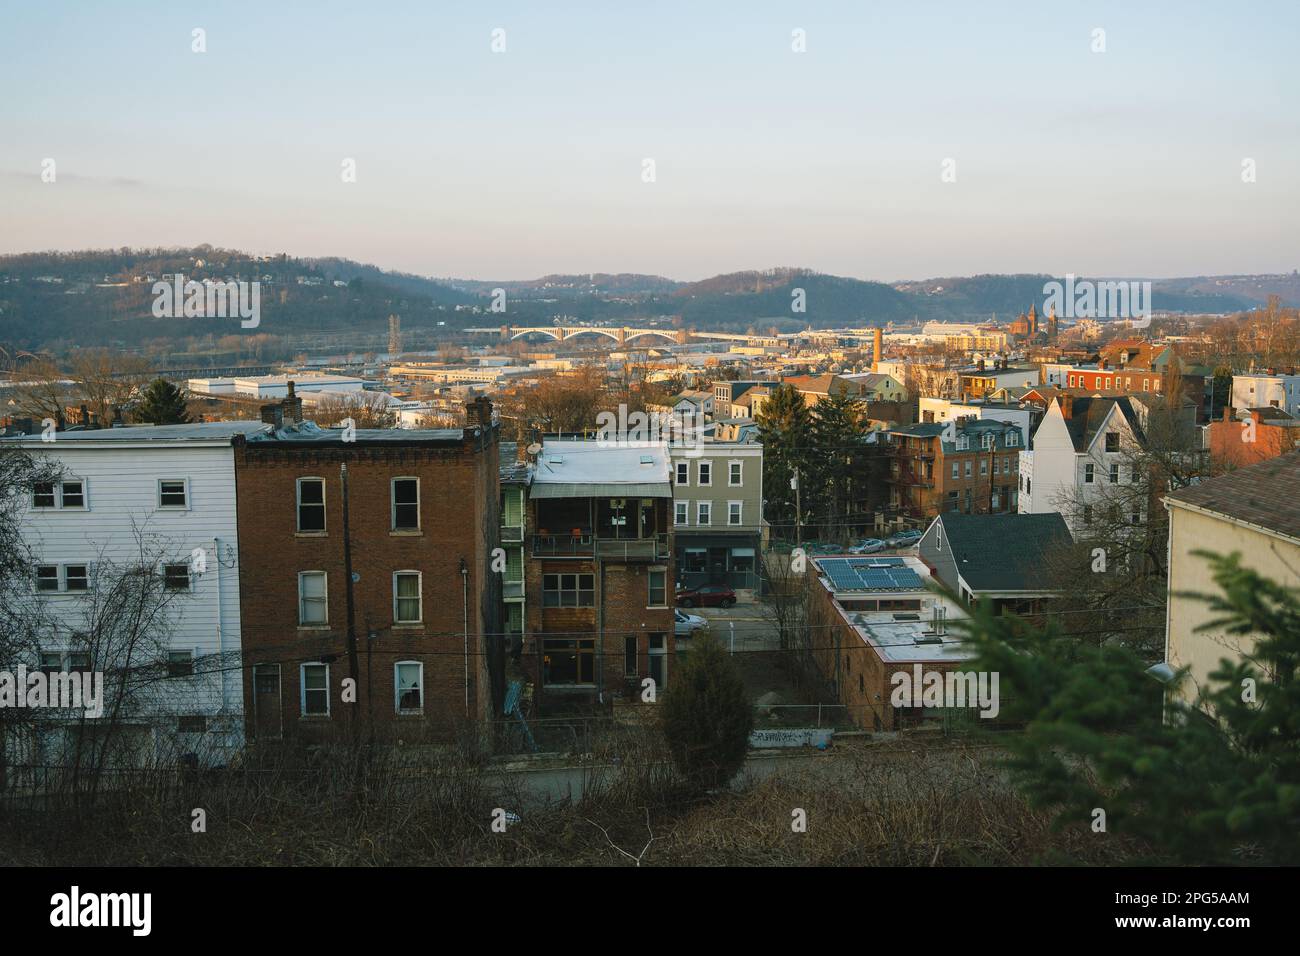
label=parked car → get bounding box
[888,529,924,548]
[675,584,737,608]
[848,538,886,554]
[809,543,844,555]
[674,608,707,637]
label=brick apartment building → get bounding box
[234,392,502,744]
[885,418,1023,521]
[521,439,676,710]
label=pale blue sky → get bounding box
[1,1,1296,280]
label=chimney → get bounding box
[464,396,494,428]
[872,328,883,373]
[78,404,89,426]
[1098,358,1108,370]
[260,403,285,429]
[1060,394,1074,419]
[282,381,303,424]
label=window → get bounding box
[33,480,85,509]
[675,462,689,485]
[178,716,207,733]
[296,478,325,533]
[697,501,711,525]
[64,564,89,591]
[392,478,420,530]
[542,573,595,608]
[163,563,190,591]
[951,462,959,479]
[395,661,423,712]
[1084,463,1095,483]
[167,649,195,677]
[543,638,596,685]
[39,652,62,677]
[1083,504,1094,525]
[728,501,742,525]
[1105,432,1119,453]
[964,461,972,478]
[1069,375,1077,387]
[61,480,85,508]
[301,663,329,716]
[624,635,638,677]
[675,500,688,525]
[67,652,91,674]
[1026,477,1031,495]
[32,482,55,509]
[979,460,987,476]
[394,571,422,623]
[36,563,89,592]
[728,461,742,486]
[1007,432,1018,448]
[698,461,711,486]
[648,568,667,607]
[1109,463,1120,484]
[298,571,328,625]
[158,479,188,509]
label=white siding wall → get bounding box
[20,440,244,758]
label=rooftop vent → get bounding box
[892,612,921,622]
[914,634,944,645]
[547,456,564,465]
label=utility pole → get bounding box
[792,467,802,547]
[340,463,360,739]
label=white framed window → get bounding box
[35,563,90,593]
[964,461,972,478]
[728,501,742,526]
[391,477,420,531]
[158,479,188,509]
[33,479,86,510]
[979,460,987,476]
[697,501,711,525]
[167,649,195,677]
[298,571,328,625]
[393,571,422,624]
[697,461,712,486]
[162,563,191,591]
[296,478,326,533]
[728,460,743,486]
[648,567,667,607]
[395,661,423,713]
[675,500,689,525]
[1007,432,1018,447]
[301,663,330,716]
[675,462,689,485]
[951,462,959,479]
[1084,463,1095,484]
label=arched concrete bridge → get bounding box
[470,325,690,345]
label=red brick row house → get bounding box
[234,394,502,744]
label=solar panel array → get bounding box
[821,557,923,592]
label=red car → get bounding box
[675,584,737,608]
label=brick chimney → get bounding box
[283,381,303,424]
[260,403,285,428]
[464,396,494,428]
[872,328,883,373]
[1059,394,1074,419]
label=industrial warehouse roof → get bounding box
[529,440,672,499]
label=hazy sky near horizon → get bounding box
[2,1,1297,282]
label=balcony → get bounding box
[532,532,669,562]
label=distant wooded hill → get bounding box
[1,245,1294,353]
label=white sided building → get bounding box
[1232,371,1300,418]
[4,421,269,766]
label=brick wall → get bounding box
[234,429,500,744]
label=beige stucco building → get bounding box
[1162,452,1300,713]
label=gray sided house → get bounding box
[919,512,1071,615]
[670,441,763,593]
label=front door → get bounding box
[253,664,282,740]
[648,633,667,692]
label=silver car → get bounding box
[674,608,707,637]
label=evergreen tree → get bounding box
[961,550,1300,864]
[660,632,755,791]
[134,378,192,425]
[810,385,869,539]
[755,384,814,538]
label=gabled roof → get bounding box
[1163,451,1300,543]
[1059,396,1145,453]
[936,512,1072,593]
